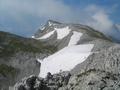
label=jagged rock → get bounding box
[34,20,113,50]
[14,69,120,90]
[14,72,71,90]
[63,70,120,90]
[2,20,120,90]
[0,31,57,90]
[13,20,120,90]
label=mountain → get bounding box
[2,20,120,90]
[0,31,57,90]
[34,20,113,50]
[32,20,114,78]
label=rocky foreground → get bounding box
[13,72,71,90]
[13,69,120,90]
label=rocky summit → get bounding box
[1,20,120,90]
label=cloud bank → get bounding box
[0,0,118,37]
[84,5,113,34]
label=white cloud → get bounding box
[0,0,116,37]
[0,0,72,21]
[92,11,113,31]
[84,5,113,34]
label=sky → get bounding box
[0,0,120,37]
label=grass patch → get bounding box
[0,64,18,77]
[0,31,57,57]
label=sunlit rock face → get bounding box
[33,20,113,78]
[0,30,57,90]
[4,20,120,90]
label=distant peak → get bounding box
[47,20,61,26]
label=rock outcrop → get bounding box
[1,20,120,90]
[13,71,71,90]
[0,31,57,90]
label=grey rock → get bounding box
[2,20,120,90]
[13,72,71,90]
[31,20,120,90]
[0,31,57,90]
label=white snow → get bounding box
[48,21,58,26]
[38,26,71,40]
[68,31,83,46]
[31,36,35,38]
[48,22,52,26]
[38,44,94,78]
[37,30,55,39]
[55,26,71,39]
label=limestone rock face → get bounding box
[2,20,120,90]
[0,31,57,90]
[63,70,120,90]
[13,63,120,90]
[13,72,71,90]
[13,40,120,90]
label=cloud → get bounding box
[0,0,72,21]
[92,11,113,31]
[0,0,74,36]
[0,0,117,37]
[84,5,113,34]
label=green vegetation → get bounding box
[0,64,18,77]
[74,24,112,41]
[0,31,57,57]
[77,69,97,77]
[85,27,112,41]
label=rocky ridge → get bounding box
[0,31,57,90]
[2,20,120,90]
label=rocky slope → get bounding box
[2,20,120,90]
[34,20,113,50]
[0,31,57,90]
[33,20,115,77]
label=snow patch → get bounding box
[48,21,58,26]
[31,36,35,38]
[55,26,71,39]
[38,44,94,78]
[37,26,71,40]
[37,30,55,39]
[68,31,83,46]
[48,22,52,26]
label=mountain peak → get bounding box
[6,20,120,90]
[47,20,62,26]
[33,20,112,51]
[33,21,114,78]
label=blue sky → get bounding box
[63,0,120,22]
[0,0,120,37]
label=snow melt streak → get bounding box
[68,31,83,46]
[39,44,94,78]
[37,26,71,40]
[37,30,55,39]
[55,26,71,39]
